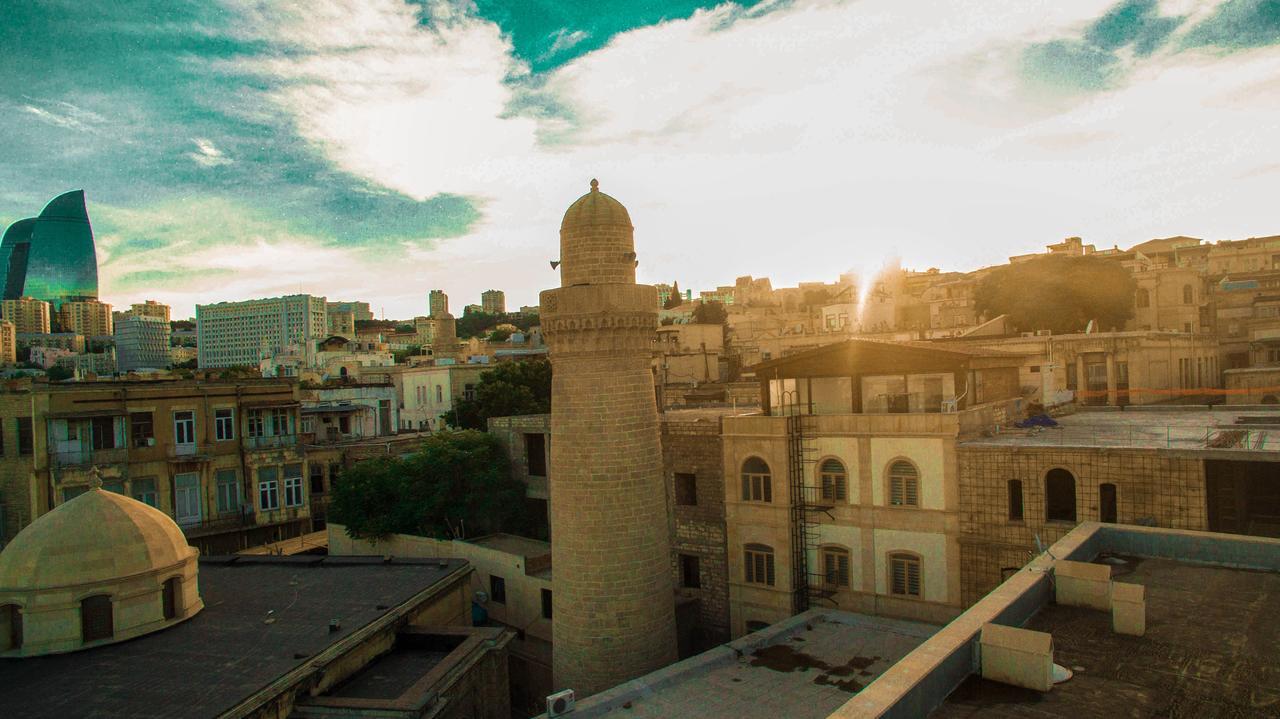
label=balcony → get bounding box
[243,434,299,450]
[51,446,128,468]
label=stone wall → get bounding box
[956,445,1206,604]
[661,415,730,647]
[0,388,35,546]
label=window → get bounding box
[525,433,547,477]
[173,410,195,446]
[131,478,158,507]
[338,415,350,434]
[436,385,443,403]
[744,543,775,586]
[675,473,698,506]
[269,408,292,436]
[541,588,553,620]
[16,417,32,456]
[1099,483,1118,523]
[174,473,201,526]
[247,410,265,437]
[80,594,113,643]
[889,553,922,597]
[309,464,325,494]
[1007,479,1024,522]
[215,409,234,441]
[90,416,117,450]
[283,464,304,507]
[215,469,240,514]
[1,604,20,651]
[489,575,506,604]
[329,463,343,489]
[464,383,476,401]
[258,466,279,511]
[680,553,701,589]
[821,546,850,588]
[1183,284,1194,304]
[819,458,847,503]
[1045,468,1077,522]
[888,460,920,507]
[741,457,772,502]
[162,577,180,620]
[1136,288,1150,308]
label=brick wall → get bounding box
[0,389,35,546]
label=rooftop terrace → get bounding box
[961,406,1280,453]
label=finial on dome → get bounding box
[590,178,599,192]
[88,465,103,490]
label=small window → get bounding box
[525,433,547,477]
[247,410,265,438]
[741,457,772,503]
[162,577,181,620]
[215,469,240,514]
[889,553,922,597]
[258,466,280,511]
[215,408,234,441]
[819,458,847,503]
[90,416,117,450]
[1182,284,1194,304]
[489,575,507,604]
[131,477,158,508]
[1099,483,1117,523]
[436,385,443,403]
[283,464,304,507]
[1045,468,1076,522]
[888,460,919,507]
[1007,479,1024,521]
[1136,288,1150,308]
[80,594,114,643]
[744,543,775,586]
[821,546,850,588]
[680,553,701,589]
[464,383,476,401]
[309,464,325,494]
[1,604,21,651]
[16,417,32,456]
[540,588,552,620]
[675,473,698,506]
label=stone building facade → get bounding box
[0,383,37,547]
[540,180,678,695]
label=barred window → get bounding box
[821,546,850,588]
[741,457,772,503]
[80,594,114,643]
[744,543,775,586]
[889,553,922,597]
[819,458,847,502]
[888,460,920,507]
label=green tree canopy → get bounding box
[974,255,1136,334]
[443,358,551,430]
[329,430,528,541]
[692,300,728,324]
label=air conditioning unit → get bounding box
[547,689,576,717]
[1035,330,1052,336]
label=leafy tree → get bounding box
[172,358,197,370]
[443,359,551,430]
[664,281,683,309]
[974,255,1136,334]
[46,365,73,382]
[330,430,528,540]
[487,328,513,342]
[395,323,415,333]
[392,345,423,363]
[692,300,728,325]
[456,310,538,339]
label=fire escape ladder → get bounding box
[787,412,819,615]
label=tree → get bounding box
[692,300,728,325]
[974,255,1136,334]
[664,281,682,309]
[487,328,513,342]
[46,365,73,382]
[443,359,551,430]
[172,358,197,370]
[329,430,528,541]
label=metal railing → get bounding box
[985,423,1278,451]
[51,447,129,468]
[243,434,299,450]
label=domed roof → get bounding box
[560,179,632,230]
[0,485,195,591]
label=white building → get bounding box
[115,315,171,372]
[196,294,327,369]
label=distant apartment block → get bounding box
[115,315,171,372]
[126,300,171,324]
[57,298,113,337]
[18,332,84,354]
[0,297,51,334]
[481,289,506,314]
[0,321,14,365]
[324,300,373,323]
[196,294,327,368]
[326,308,356,338]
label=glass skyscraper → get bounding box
[0,190,98,309]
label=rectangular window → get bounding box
[270,409,292,437]
[744,547,775,586]
[258,466,279,511]
[216,469,240,514]
[890,554,922,597]
[541,588,553,620]
[822,549,850,587]
[283,464,304,507]
[329,463,343,489]
[525,433,547,476]
[464,383,476,401]
[90,416,117,450]
[489,575,506,604]
[1007,479,1024,522]
[215,409,234,441]
[674,473,698,506]
[16,417,33,456]
[131,477,158,507]
[173,410,195,447]
[174,473,202,526]
[309,464,325,494]
[247,410,265,438]
[680,553,701,589]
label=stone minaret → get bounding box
[540,179,677,696]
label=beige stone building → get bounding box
[481,289,506,314]
[1223,366,1280,404]
[657,322,724,386]
[57,298,113,337]
[0,321,14,365]
[125,300,171,324]
[1,297,52,335]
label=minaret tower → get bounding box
[540,179,677,696]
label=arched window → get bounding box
[744,543,775,586]
[80,594,114,643]
[1099,483,1117,524]
[818,458,847,503]
[1045,468,1077,522]
[1136,289,1150,308]
[162,577,181,620]
[888,552,922,597]
[887,460,920,507]
[1007,479,1024,521]
[0,604,21,651]
[741,457,772,503]
[821,546,851,588]
[339,366,348,378]
[1183,284,1194,304]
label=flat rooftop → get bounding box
[961,407,1280,451]
[562,610,936,719]
[468,532,550,558]
[0,555,468,719]
[932,556,1280,718]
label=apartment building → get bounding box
[196,293,327,368]
[0,297,51,334]
[481,289,506,315]
[57,298,113,337]
[114,315,171,372]
[0,321,14,366]
[369,362,485,432]
[125,299,171,324]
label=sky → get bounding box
[2,0,1279,319]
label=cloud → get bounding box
[1181,0,1280,49]
[21,101,106,133]
[186,137,232,167]
[541,28,589,59]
